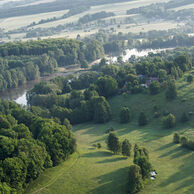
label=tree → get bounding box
[173,133,180,144]
[2,157,27,190]
[92,96,111,123]
[149,81,160,95]
[96,76,118,98]
[107,132,121,154]
[138,112,148,126]
[120,107,131,123]
[135,157,152,179]
[122,139,132,157]
[180,136,188,147]
[165,81,177,100]
[162,113,176,128]
[63,118,72,130]
[187,75,193,84]
[128,165,143,194]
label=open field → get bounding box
[170,3,194,11]
[0,9,68,31]
[33,0,170,29]
[25,71,194,194]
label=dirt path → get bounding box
[31,151,81,194]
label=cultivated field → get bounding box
[25,71,194,194]
[0,9,68,31]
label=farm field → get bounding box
[0,9,68,31]
[1,0,193,42]
[170,3,194,11]
[0,0,169,32]
[33,0,170,29]
[25,72,194,194]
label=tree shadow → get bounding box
[82,151,113,158]
[159,153,194,191]
[159,146,190,159]
[155,142,174,151]
[96,157,127,164]
[90,167,129,194]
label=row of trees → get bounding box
[106,132,153,193]
[0,100,76,192]
[107,132,132,156]
[78,11,115,24]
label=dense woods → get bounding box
[0,100,76,192]
[0,38,104,92]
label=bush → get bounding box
[97,143,102,149]
[120,107,131,123]
[173,133,180,144]
[187,75,193,83]
[162,113,176,128]
[180,136,188,147]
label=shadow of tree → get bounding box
[82,151,113,158]
[90,167,129,194]
[155,142,174,151]
[159,153,194,192]
[96,157,127,164]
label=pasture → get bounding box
[25,73,194,194]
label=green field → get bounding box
[25,72,194,194]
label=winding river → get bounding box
[0,48,171,106]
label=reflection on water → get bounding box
[107,48,170,63]
[0,71,76,106]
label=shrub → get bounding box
[180,136,188,147]
[173,133,180,144]
[187,75,193,83]
[162,113,176,128]
[120,107,131,123]
[97,143,102,149]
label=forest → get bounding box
[0,38,104,92]
[0,99,76,192]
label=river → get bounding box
[0,48,171,106]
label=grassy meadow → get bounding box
[25,72,194,194]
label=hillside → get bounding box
[25,69,194,194]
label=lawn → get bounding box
[25,73,194,194]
